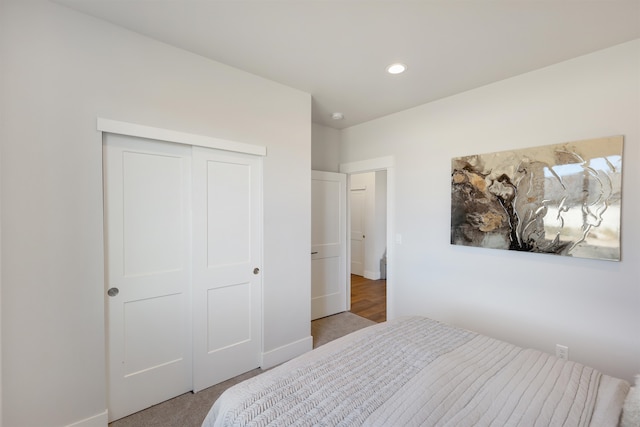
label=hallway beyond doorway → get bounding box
[350,274,386,323]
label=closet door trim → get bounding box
[97,118,267,157]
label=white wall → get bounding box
[0,1,311,426]
[311,122,341,172]
[341,40,640,382]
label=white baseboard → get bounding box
[261,335,313,369]
[65,410,108,427]
[364,270,381,280]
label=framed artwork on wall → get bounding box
[451,136,623,261]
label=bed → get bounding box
[202,316,631,427]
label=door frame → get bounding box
[340,156,395,320]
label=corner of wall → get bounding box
[311,123,342,172]
[363,270,382,280]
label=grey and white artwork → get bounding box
[451,136,623,261]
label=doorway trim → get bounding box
[339,156,395,320]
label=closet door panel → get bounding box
[104,134,192,422]
[192,147,262,392]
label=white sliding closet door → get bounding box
[192,147,262,392]
[104,134,263,420]
[104,135,193,422]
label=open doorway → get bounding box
[347,170,388,323]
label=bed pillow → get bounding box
[621,375,640,427]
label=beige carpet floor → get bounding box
[109,311,376,427]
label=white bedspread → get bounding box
[203,317,629,427]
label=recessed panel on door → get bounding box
[207,283,252,352]
[312,179,341,247]
[311,257,340,298]
[206,161,251,268]
[123,152,185,277]
[124,293,184,376]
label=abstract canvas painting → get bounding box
[451,136,623,261]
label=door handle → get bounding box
[311,251,318,255]
[253,268,260,275]
[107,287,119,297]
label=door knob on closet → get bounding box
[253,268,260,275]
[107,287,119,297]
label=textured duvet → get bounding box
[202,317,629,427]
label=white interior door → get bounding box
[350,189,365,276]
[104,134,192,422]
[311,171,347,320]
[192,147,262,392]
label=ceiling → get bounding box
[56,1,640,129]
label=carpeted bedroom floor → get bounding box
[109,311,376,427]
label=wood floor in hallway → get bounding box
[350,274,386,323]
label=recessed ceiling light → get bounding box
[331,112,344,120]
[386,63,407,75]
